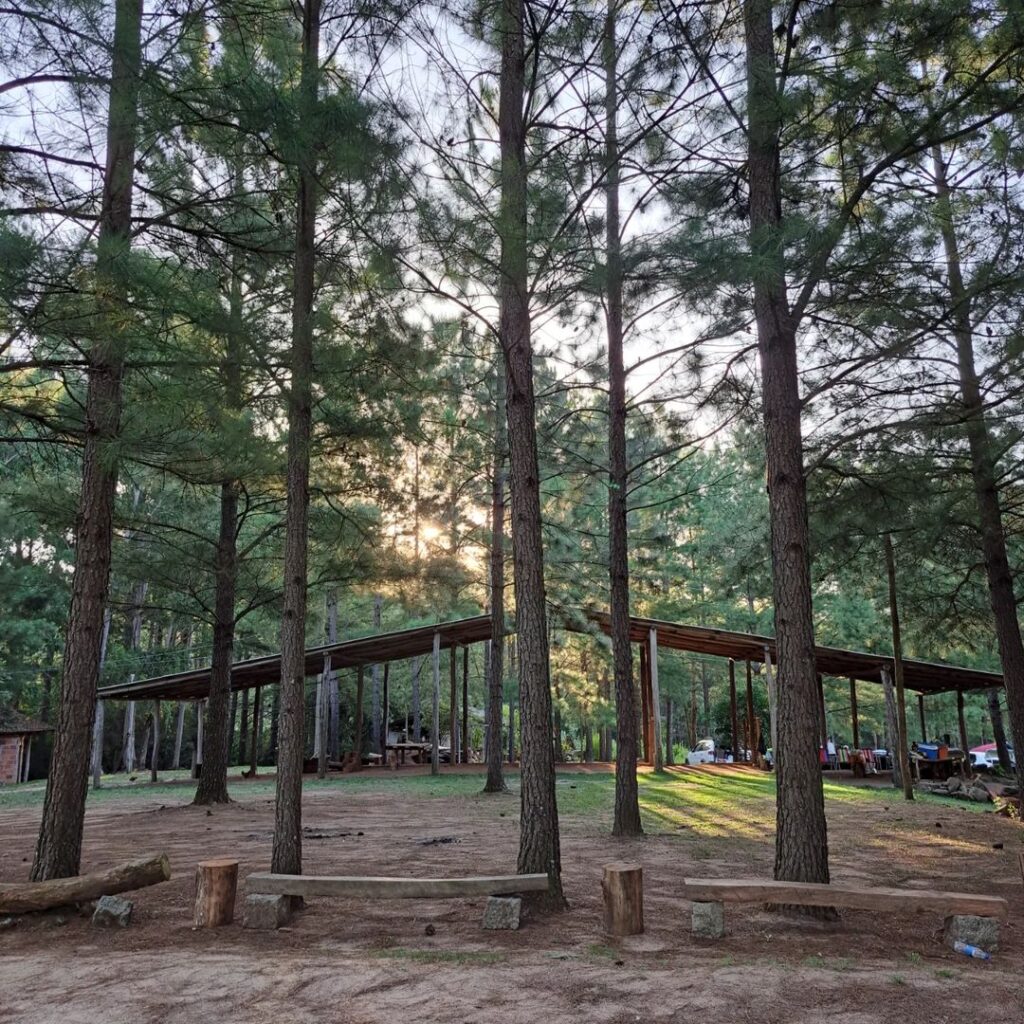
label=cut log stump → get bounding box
[0,854,170,915]
[194,858,239,928]
[602,862,644,936]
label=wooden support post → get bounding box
[317,659,329,778]
[745,661,755,762]
[649,628,663,771]
[431,632,441,776]
[665,697,674,765]
[763,646,777,760]
[382,661,390,753]
[849,677,860,750]
[317,655,329,780]
[449,645,457,767]
[92,701,104,790]
[150,700,159,783]
[638,642,650,763]
[918,693,927,743]
[195,700,205,776]
[249,686,262,775]
[957,689,969,775]
[817,673,828,753]
[601,862,644,936]
[194,858,239,928]
[353,669,364,768]
[728,660,738,760]
[21,736,32,784]
[462,644,469,764]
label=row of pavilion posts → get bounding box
[633,628,968,769]
[316,633,475,776]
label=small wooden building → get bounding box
[0,709,51,784]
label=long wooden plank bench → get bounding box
[246,872,550,900]
[682,877,1008,946]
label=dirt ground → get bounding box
[1,764,1022,1024]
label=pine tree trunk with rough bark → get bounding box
[272,0,320,879]
[32,0,144,882]
[498,0,564,909]
[91,608,113,789]
[931,145,1024,803]
[744,0,829,887]
[604,1,642,838]
[195,256,244,805]
[485,357,507,793]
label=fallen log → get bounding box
[0,853,171,915]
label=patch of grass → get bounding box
[906,951,922,965]
[890,974,906,986]
[0,763,996,836]
[586,943,618,960]
[373,948,504,965]
[934,968,956,980]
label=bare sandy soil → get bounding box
[1,765,1022,1024]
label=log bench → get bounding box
[683,877,1008,950]
[242,872,550,928]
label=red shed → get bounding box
[0,709,51,784]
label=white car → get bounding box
[686,738,717,765]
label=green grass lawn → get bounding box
[0,764,990,827]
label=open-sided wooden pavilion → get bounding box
[99,609,1004,770]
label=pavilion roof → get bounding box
[97,608,1003,703]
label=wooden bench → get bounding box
[241,871,550,930]
[683,877,1008,946]
[245,872,550,900]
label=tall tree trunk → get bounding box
[196,260,244,804]
[604,0,642,838]
[881,667,904,790]
[498,0,563,908]
[485,355,507,793]
[121,578,147,773]
[272,0,320,879]
[743,0,829,886]
[91,607,113,789]
[884,534,914,801]
[194,475,238,805]
[932,145,1024,801]
[32,0,144,882]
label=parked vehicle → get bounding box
[686,738,717,765]
[970,744,1016,770]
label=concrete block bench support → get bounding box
[691,901,725,939]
